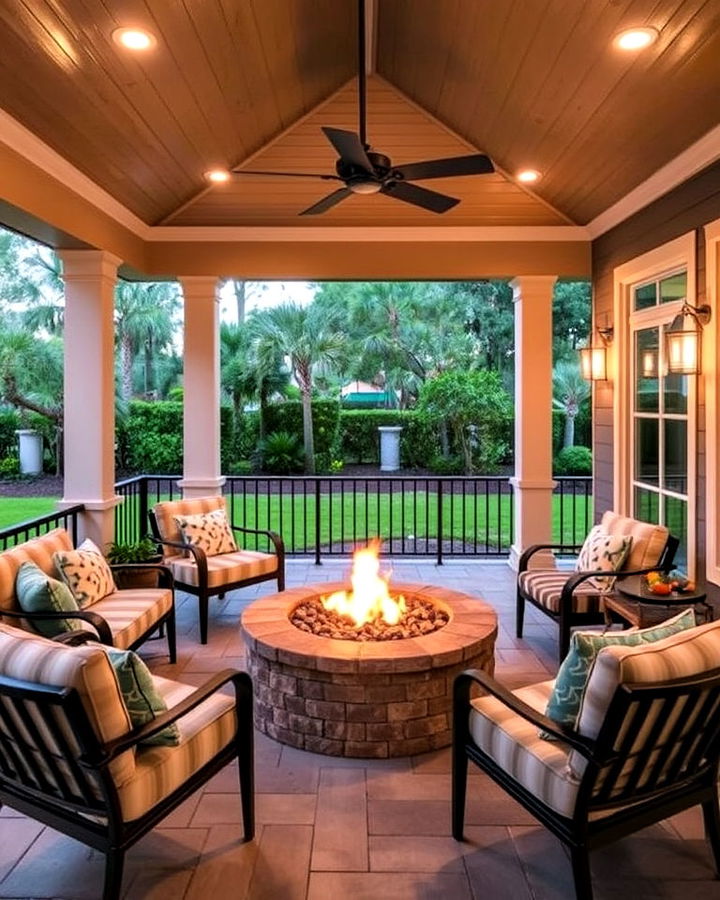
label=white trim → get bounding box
[587,125,720,239]
[146,225,589,242]
[704,217,720,585]
[612,233,697,576]
[0,107,149,238]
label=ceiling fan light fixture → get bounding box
[613,27,659,51]
[205,169,231,183]
[349,180,383,194]
[516,169,541,183]
[112,27,156,51]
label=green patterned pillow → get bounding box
[104,648,180,748]
[544,607,697,736]
[575,526,633,591]
[173,508,238,556]
[15,561,84,638]
[53,538,116,608]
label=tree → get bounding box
[115,281,179,401]
[553,281,591,360]
[418,370,512,473]
[553,360,590,448]
[251,303,344,473]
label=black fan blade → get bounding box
[382,181,459,214]
[321,127,373,173]
[299,187,354,216]
[392,154,495,181]
[232,169,341,181]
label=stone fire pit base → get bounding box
[242,583,497,758]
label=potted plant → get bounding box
[106,537,163,589]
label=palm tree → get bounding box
[553,360,590,448]
[115,282,179,401]
[251,303,344,473]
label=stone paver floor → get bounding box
[1,559,717,899]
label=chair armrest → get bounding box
[109,563,174,590]
[230,524,285,557]
[560,564,669,601]
[51,631,102,646]
[1,608,113,644]
[518,543,583,573]
[152,537,208,581]
[102,669,252,759]
[454,668,598,760]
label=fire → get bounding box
[322,543,406,627]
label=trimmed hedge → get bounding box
[339,409,436,468]
[264,400,340,458]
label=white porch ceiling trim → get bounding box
[586,124,720,239]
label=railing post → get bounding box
[138,476,149,543]
[314,478,322,566]
[437,479,444,566]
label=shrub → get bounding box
[227,460,253,476]
[428,454,464,475]
[264,400,340,457]
[0,411,20,458]
[338,409,437,468]
[0,455,20,477]
[260,431,305,474]
[554,445,592,475]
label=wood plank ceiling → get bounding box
[0,0,718,227]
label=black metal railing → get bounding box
[113,474,594,563]
[0,505,85,551]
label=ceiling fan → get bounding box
[230,0,494,216]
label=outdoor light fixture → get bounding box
[665,302,711,375]
[580,325,613,381]
[641,348,658,379]
[112,27,156,50]
[516,169,541,183]
[613,27,659,51]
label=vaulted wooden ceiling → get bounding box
[0,0,719,229]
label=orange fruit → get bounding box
[649,581,673,596]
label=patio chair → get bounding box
[516,511,678,663]
[0,624,254,900]
[149,495,285,644]
[0,528,176,662]
[452,618,720,900]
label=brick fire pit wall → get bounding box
[241,582,497,758]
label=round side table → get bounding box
[604,574,712,629]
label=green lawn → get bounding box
[1,492,592,553]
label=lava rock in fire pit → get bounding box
[290,596,449,641]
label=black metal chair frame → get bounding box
[516,534,679,663]
[148,512,285,644]
[3,563,177,663]
[0,667,254,900]
[453,666,720,900]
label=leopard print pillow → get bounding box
[173,508,238,557]
[53,538,116,608]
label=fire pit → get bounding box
[241,548,497,758]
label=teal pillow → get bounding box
[104,648,180,748]
[15,561,84,638]
[544,607,697,734]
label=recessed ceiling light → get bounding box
[516,169,541,184]
[614,27,659,51]
[112,27,156,51]
[205,169,231,183]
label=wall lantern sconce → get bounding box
[665,302,711,375]
[640,348,658,379]
[580,325,613,381]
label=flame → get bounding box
[322,543,406,627]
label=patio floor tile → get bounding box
[307,871,473,899]
[311,768,368,871]
[247,824,313,900]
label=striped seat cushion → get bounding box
[89,588,173,649]
[117,674,237,821]
[168,550,277,589]
[518,569,603,614]
[0,528,73,616]
[0,624,135,786]
[469,679,579,818]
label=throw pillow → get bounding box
[15,560,84,638]
[103,647,180,747]
[173,508,238,557]
[53,538,116,608]
[543,607,697,735]
[575,525,633,591]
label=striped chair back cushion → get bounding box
[0,624,135,786]
[0,528,73,615]
[153,496,226,549]
[600,511,669,571]
[569,618,720,780]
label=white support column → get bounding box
[58,250,121,549]
[179,277,224,499]
[509,275,557,570]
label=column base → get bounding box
[58,496,122,549]
[177,477,226,499]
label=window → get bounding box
[613,234,696,577]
